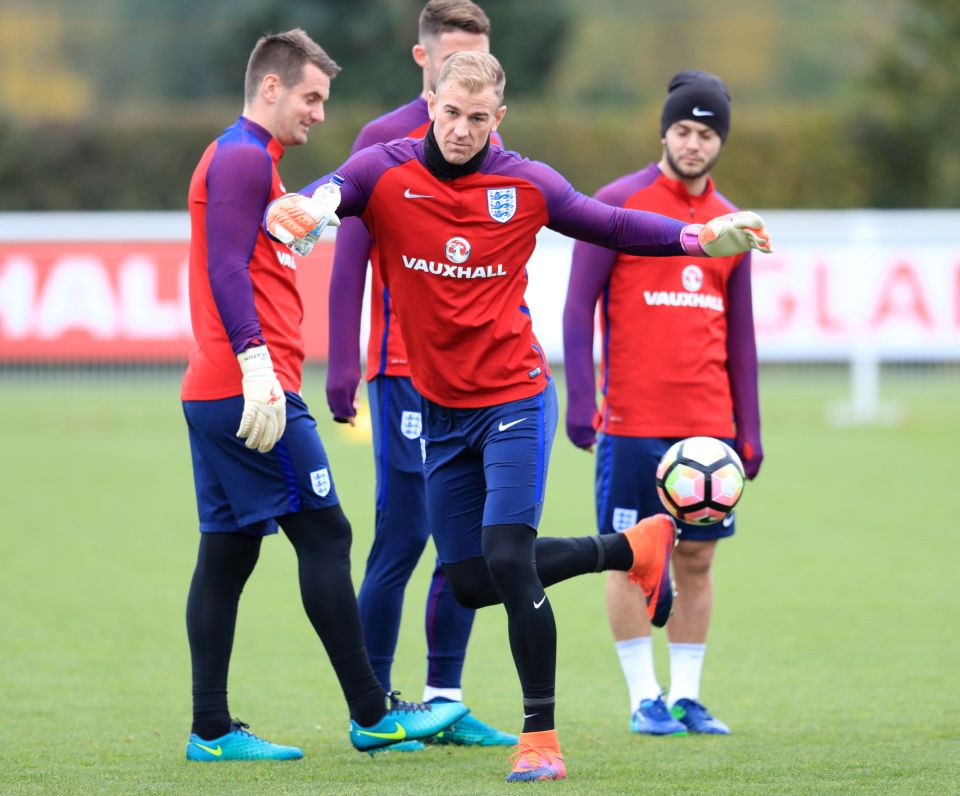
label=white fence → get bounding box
[2,211,959,392]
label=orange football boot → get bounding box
[623,514,678,627]
[506,729,567,782]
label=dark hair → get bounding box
[244,28,341,103]
[418,0,491,42]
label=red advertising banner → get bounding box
[0,240,334,362]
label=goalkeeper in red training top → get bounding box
[179,28,466,763]
[266,51,771,782]
[327,0,515,749]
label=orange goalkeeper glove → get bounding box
[266,192,340,246]
[682,211,772,257]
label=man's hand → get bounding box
[236,345,286,453]
[266,192,340,246]
[566,405,598,452]
[327,371,362,427]
[735,435,764,480]
[686,211,772,257]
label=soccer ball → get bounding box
[655,437,745,525]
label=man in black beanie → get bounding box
[660,70,732,143]
[564,69,763,737]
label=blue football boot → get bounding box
[369,740,426,754]
[670,698,731,734]
[630,696,688,736]
[185,720,303,761]
[425,701,518,746]
[349,692,468,753]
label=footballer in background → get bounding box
[563,70,764,737]
[326,0,515,748]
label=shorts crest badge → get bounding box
[310,468,331,497]
[487,187,517,223]
[612,507,639,532]
[400,410,422,440]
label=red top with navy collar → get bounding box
[181,116,305,400]
[317,141,687,409]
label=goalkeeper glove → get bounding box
[236,345,286,453]
[266,191,341,246]
[682,211,772,257]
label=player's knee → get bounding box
[442,559,495,609]
[675,540,715,577]
[483,545,532,589]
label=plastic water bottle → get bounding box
[290,174,344,256]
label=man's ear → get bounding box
[492,105,507,131]
[426,90,437,120]
[260,73,282,104]
[412,43,429,70]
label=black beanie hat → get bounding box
[660,70,731,142]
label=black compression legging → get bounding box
[442,524,633,733]
[279,506,386,727]
[186,531,262,740]
[186,506,386,739]
[443,528,632,609]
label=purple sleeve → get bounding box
[299,143,390,220]
[726,252,763,479]
[302,145,397,418]
[562,239,615,449]
[531,164,686,256]
[324,122,410,419]
[205,142,271,353]
[326,217,370,419]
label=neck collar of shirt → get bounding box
[237,115,285,162]
[424,122,490,180]
[656,165,715,202]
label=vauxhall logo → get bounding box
[402,236,507,280]
[642,264,724,312]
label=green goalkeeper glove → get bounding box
[682,211,772,257]
[236,345,286,454]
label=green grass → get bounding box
[3,367,959,794]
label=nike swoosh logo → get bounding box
[523,712,538,719]
[691,106,715,117]
[722,512,735,527]
[498,417,527,432]
[404,188,434,199]
[354,723,407,741]
[192,742,222,756]
[533,595,546,609]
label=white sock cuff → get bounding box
[668,642,706,654]
[615,636,653,653]
[422,686,463,703]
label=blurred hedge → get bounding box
[0,99,877,211]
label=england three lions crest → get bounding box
[487,187,517,223]
[400,410,422,440]
[310,468,331,497]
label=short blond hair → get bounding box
[436,51,505,105]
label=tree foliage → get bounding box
[854,0,960,206]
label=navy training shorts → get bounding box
[182,391,339,536]
[422,381,558,564]
[595,434,736,542]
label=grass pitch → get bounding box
[2,367,958,794]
